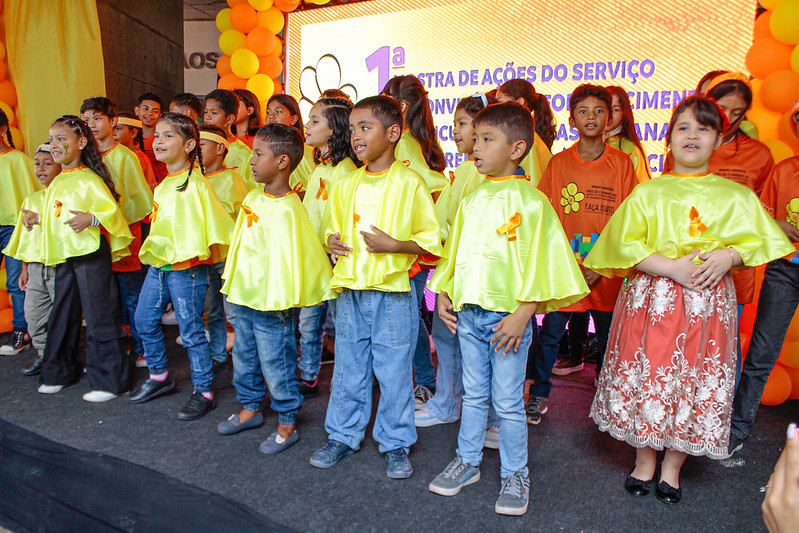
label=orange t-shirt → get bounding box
[143,135,168,183]
[135,149,157,190]
[239,133,255,149]
[760,156,799,261]
[538,144,638,312]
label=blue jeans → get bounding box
[731,259,799,442]
[232,304,303,425]
[205,261,235,363]
[325,287,418,453]
[0,225,27,330]
[457,305,532,479]
[135,265,214,392]
[298,302,327,381]
[425,295,463,422]
[325,299,337,339]
[117,268,145,356]
[411,270,435,389]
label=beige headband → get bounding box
[200,131,229,148]
[117,117,143,128]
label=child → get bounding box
[527,85,638,423]
[204,89,257,190]
[232,88,262,149]
[218,123,336,453]
[135,92,167,182]
[198,124,248,370]
[0,109,40,356]
[415,92,495,428]
[297,97,358,395]
[496,79,555,185]
[114,112,157,190]
[129,113,234,421]
[584,96,793,504]
[604,86,651,183]
[309,96,443,479]
[729,102,799,454]
[169,92,203,122]
[427,102,588,516]
[6,144,61,376]
[266,94,316,192]
[28,116,133,401]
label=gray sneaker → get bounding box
[428,456,481,496]
[526,395,548,425]
[495,470,530,516]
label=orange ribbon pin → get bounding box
[689,206,707,237]
[316,178,327,201]
[497,212,522,241]
[150,201,158,222]
[241,205,259,227]
[448,171,456,185]
[54,200,62,217]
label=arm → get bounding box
[21,209,39,230]
[582,268,602,287]
[65,210,95,233]
[360,225,428,255]
[635,250,701,290]
[327,232,352,263]
[436,291,458,334]
[762,423,799,533]
[18,262,28,291]
[776,220,799,243]
[490,301,539,355]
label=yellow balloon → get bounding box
[764,138,796,162]
[9,126,23,151]
[761,0,786,8]
[215,8,232,32]
[246,74,275,101]
[308,0,330,4]
[249,0,273,10]
[219,29,247,56]
[230,48,260,79]
[0,101,14,125]
[771,0,799,45]
[258,7,284,34]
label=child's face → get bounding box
[34,152,61,186]
[349,108,395,162]
[81,110,114,143]
[496,90,526,109]
[472,123,523,177]
[715,91,748,136]
[48,124,85,168]
[112,123,135,147]
[266,101,297,126]
[304,103,332,149]
[170,103,198,122]
[250,138,285,185]
[669,109,721,171]
[135,100,161,129]
[199,138,224,167]
[153,121,192,166]
[235,100,251,124]
[452,109,475,154]
[569,96,608,139]
[606,93,623,132]
[203,99,234,130]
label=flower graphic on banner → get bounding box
[560,182,584,214]
[786,198,799,229]
[299,54,358,118]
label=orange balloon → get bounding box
[227,0,248,6]
[754,10,774,41]
[216,55,232,77]
[0,42,6,62]
[230,3,259,33]
[778,109,799,149]
[246,26,276,56]
[273,37,283,58]
[0,62,7,82]
[761,364,792,405]
[740,332,752,358]
[779,340,799,368]
[273,0,300,12]
[761,70,799,113]
[764,138,795,163]
[745,38,793,79]
[258,54,283,78]
[783,365,799,399]
[0,290,9,310]
[747,104,782,140]
[739,302,757,335]
[0,308,12,333]
[0,81,18,107]
[272,78,283,94]
[218,73,247,91]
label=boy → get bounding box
[113,113,157,190]
[169,93,203,122]
[203,89,256,190]
[198,125,248,371]
[427,102,588,515]
[526,84,637,424]
[81,97,154,376]
[310,96,443,479]
[219,123,336,452]
[135,92,167,182]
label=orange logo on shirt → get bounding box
[316,178,328,201]
[497,212,522,241]
[150,201,158,222]
[786,198,799,229]
[53,200,63,217]
[689,206,707,237]
[560,183,584,214]
[241,205,259,227]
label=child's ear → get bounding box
[185,138,197,154]
[713,133,723,150]
[386,123,401,143]
[568,115,576,129]
[399,101,409,116]
[225,114,236,127]
[510,139,527,161]
[133,105,140,117]
[277,153,291,170]
[109,116,118,128]
[246,106,255,117]
[216,143,226,156]
[78,136,88,150]
[290,114,299,126]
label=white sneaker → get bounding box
[38,384,64,394]
[414,384,434,410]
[82,390,118,403]
[484,426,500,449]
[415,407,455,427]
[175,335,184,346]
[161,310,178,325]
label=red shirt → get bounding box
[143,135,168,183]
[760,156,799,261]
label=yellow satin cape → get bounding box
[221,188,336,311]
[2,189,47,263]
[583,172,795,278]
[395,131,448,193]
[103,143,153,224]
[290,145,316,191]
[0,149,41,225]
[138,167,234,268]
[205,168,249,218]
[519,133,551,187]
[435,159,484,243]
[36,166,132,265]
[606,136,651,184]
[429,176,589,314]
[303,157,357,235]
[321,160,444,292]
[225,138,256,190]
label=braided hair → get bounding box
[157,113,203,192]
[0,109,15,149]
[51,115,119,201]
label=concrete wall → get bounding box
[96,0,183,113]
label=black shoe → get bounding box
[178,391,216,421]
[129,377,175,404]
[655,480,682,504]
[0,329,32,356]
[625,475,653,497]
[211,359,229,375]
[298,378,319,397]
[321,347,335,364]
[22,355,44,376]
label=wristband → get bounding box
[728,248,735,264]
[90,214,99,227]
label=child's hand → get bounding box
[65,210,93,233]
[437,292,457,334]
[583,268,602,287]
[776,220,799,243]
[490,302,538,355]
[361,225,400,253]
[762,423,799,533]
[18,264,28,292]
[21,210,39,230]
[667,249,702,290]
[328,232,351,259]
[693,248,739,290]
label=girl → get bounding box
[129,113,234,421]
[113,111,157,189]
[297,97,359,395]
[232,89,262,149]
[35,116,133,401]
[583,96,793,504]
[496,79,555,185]
[604,86,651,183]
[266,94,315,192]
[0,109,40,356]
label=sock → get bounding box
[150,371,168,382]
[202,391,213,400]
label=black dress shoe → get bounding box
[177,391,216,421]
[129,377,175,404]
[22,356,44,376]
[625,475,653,496]
[655,480,682,504]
